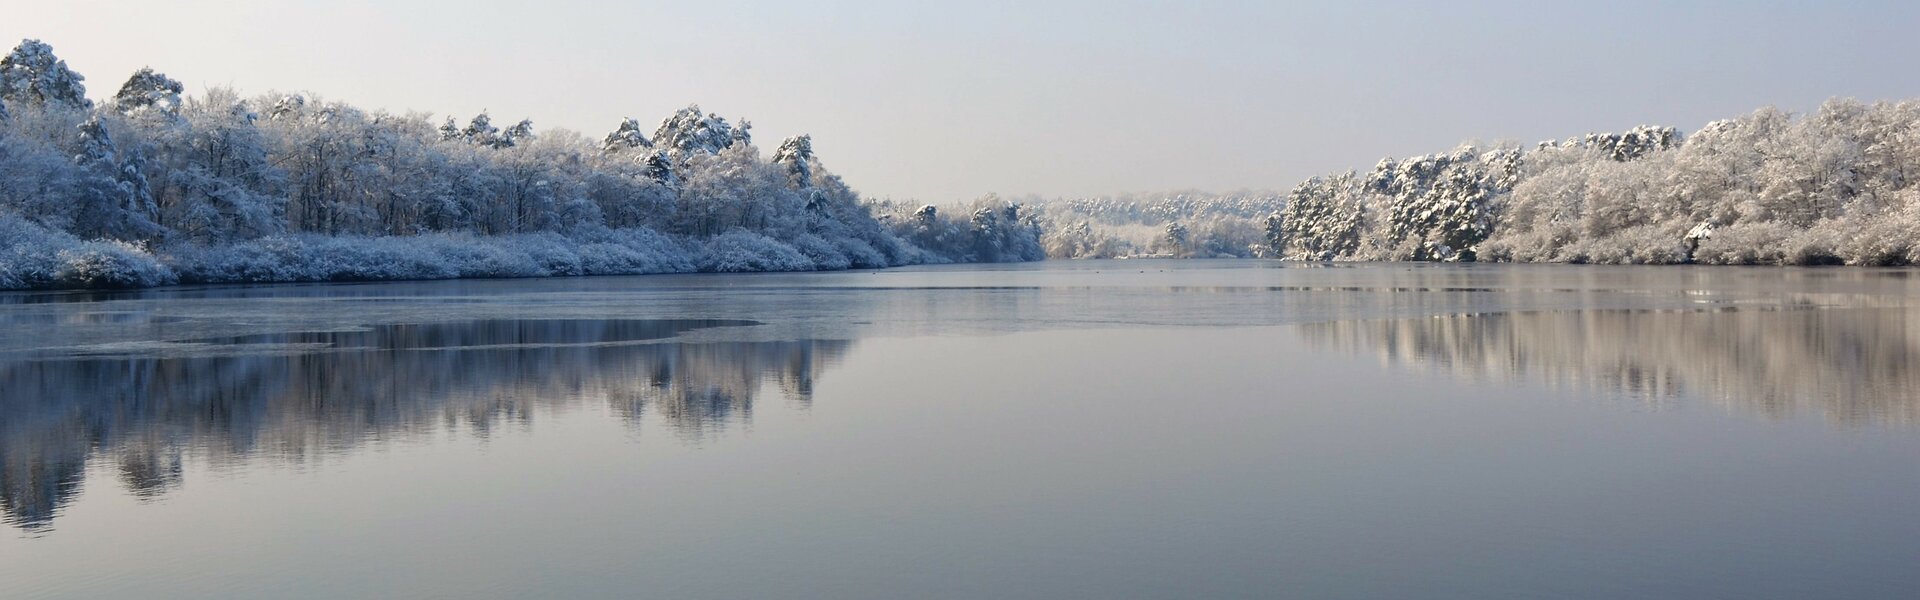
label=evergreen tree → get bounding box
[772,135,814,188]
[601,117,652,152]
[112,68,184,116]
[501,118,534,148]
[654,104,748,157]
[0,39,90,110]
[71,117,161,240]
[462,112,501,147]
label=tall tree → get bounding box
[112,68,184,116]
[772,135,814,188]
[601,117,652,152]
[0,39,90,110]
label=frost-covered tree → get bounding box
[1581,125,1680,162]
[1157,221,1191,256]
[0,39,90,110]
[654,104,749,158]
[1263,213,1285,257]
[460,112,502,148]
[69,116,161,240]
[1277,173,1366,259]
[501,118,534,148]
[151,91,286,241]
[1363,147,1514,260]
[772,134,814,188]
[643,150,676,185]
[112,68,184,117]
[601,117,652,152]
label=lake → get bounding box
[2,260,1917,599]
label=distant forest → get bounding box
[5,38,1919,290]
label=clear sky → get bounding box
[6,0,1919,202]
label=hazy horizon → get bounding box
[7,0,1920,202]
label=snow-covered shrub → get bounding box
[1475,223,1580,263]
[1835,204,1920,265]
[169,236,308,282]
[1784,226,1846,265]
[697,230,814,272]
[1694,223,1793,265]
[1556,225,1687,264]
[302,236,458,281]
[584,227,697,274]
[52,240,176,288]
[786,233,852,271]
[498,232,584,276]
[832,235,890,269]
[0,214,174,289]
[422,234,545,278]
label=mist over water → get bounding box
[3,261,1918,599]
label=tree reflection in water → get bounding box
[0,319,850,532]
[1298,306,1920,426]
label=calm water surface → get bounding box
[2,261,1918,599]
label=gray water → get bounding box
[2,260,1918,599]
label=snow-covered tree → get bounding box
[0,39,90,110]
[601,117,652,152]
[153,92,285,241]
[772,134,814,188]
[653,104,749,158]
[1277,173,1366,259]
[501,118,534,148]
[69,116,161,240]
[112,68,184,117]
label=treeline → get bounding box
[1031,98,1920,266]
[0,39,1043,290]
[1032,191,1285,259]
[1273,100,1920,265]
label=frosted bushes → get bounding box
[1558,226,1689,264]
[422,236,543,278]
[696,230,815,272]
[52,241,179,288]
[832,235,890,269]
[498,233,587,276]
[170,236,306,282]
[0,215,175,289]
[1692,221,1872,266]
[173,235,461,282]
[1477,224,1688,264]
[167,229,712,284]
[787,233,852,271]
[1837,210,1920,266]
[573,228,697,275]
[0,222,918,290]
[1474,225,1579,263]
[1483,217,1920,266]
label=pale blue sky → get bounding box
[6,0,1918,201]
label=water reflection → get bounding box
[0,319,851,532]
[1297,306,1920,426]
